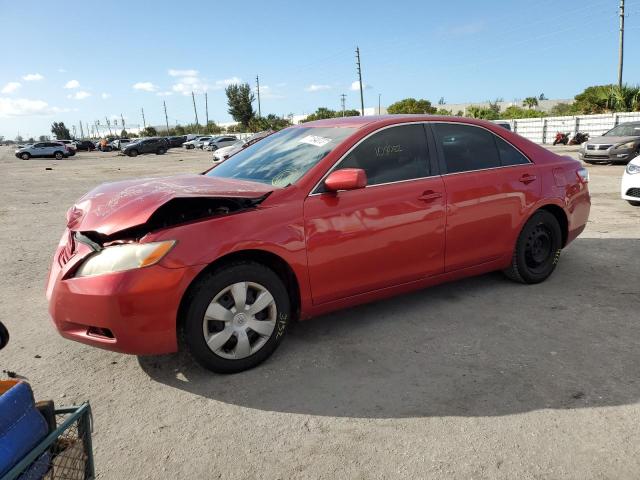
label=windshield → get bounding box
[604,124,640,137]
[206,127,355,186]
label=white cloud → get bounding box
[216,77,241,87]
[64,79,80,89]
[1,82,21,94]
[22,73,44,81]
[258,85,284,100]
[67,91,91,100]
[133,82,158,92]
[168,69,199,77]
[0,97,67,117]
[58,68,67,73]
[350,80,372,91]
[305,84,331,92]
[101,92,111,99]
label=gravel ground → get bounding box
[0,144,639,479]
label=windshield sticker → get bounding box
[298,135,332,147]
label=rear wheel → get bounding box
[21,153,31,160]
[156,147,166,155]
[628,200,640,207]
[182,262,291,374]
[504,210,562,284]
[54,151,64,160]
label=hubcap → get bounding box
[202,281,276,360]
[525,225,553,271]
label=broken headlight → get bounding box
[75,240,175,277]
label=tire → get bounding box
[156,148,166,155]
[21,153,31,160]
[628,200,640,207]
[503,210,562,284]
[127,149,138,157]
[182,262,291,374]
[0,321,8,351]
[54,151,64,160]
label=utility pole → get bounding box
[340,93,346,116]
[120,114,125,133]
[95,121,100,138]
[105,117,113,136]
[378,93,381,115]
[618,0,625,88]
[141,108,146,130]
[72,125,77,139]
[256,75,261,117]
[191,91,199,126]
[205,92,209,127]
[356,46,365,116]
[79,121,84,139]
[86,122,91,138]
[163,100,170,135]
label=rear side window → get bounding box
[433,123,501,173]
[338,124,430,186]
[495,137,529,166]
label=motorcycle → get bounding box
[553,132,569,145]
[569,132,589,145]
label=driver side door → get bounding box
[303,123,446,305]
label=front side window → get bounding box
[336,124,430,186]
[208,127,355,186]
[433,123,501,173]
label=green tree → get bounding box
[51,121,71,139]
[120,129,128,138]
[523,97,539,109]
[501,105,545,119]
[204,121,223,134]
[435,108,452,115]
[608,84,640,112]
[301,107,337,122]
[549,103,578,116]
[140,126,157,137]
[387,98,436,114]
[15,135,23,142]
[27,137,35,143]
[466,105,500,120]
[225,83,255,128]
[38,135,50,141]
[248,114,292,132]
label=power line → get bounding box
[355,46,364,115]
[619,0,625,88]
[191,91,199,126]
[256,75,261,117]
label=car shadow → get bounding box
[138,238,640,419]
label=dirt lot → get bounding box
[1,144,639,479]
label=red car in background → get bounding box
[46,116,590,373]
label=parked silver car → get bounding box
[203,135,238,151]
[182,136,213,149]
[110,138,132,150]
[579,122,640,164]
[15,141,69,160]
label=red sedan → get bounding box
[46,116,591,373]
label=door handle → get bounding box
[519,174,537,184]
[418,190,443,202]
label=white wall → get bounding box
[505,112,640,144]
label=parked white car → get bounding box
[621,155,640,206]
[183,136,213,149]
[212,140,244,162]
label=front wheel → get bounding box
[503,210,562,284]
[54,151,64,160]
[21,153,31,160]
[628,200,640,207]
[182,262,291,374]
[127,149,138,157]
[156,148,166,155]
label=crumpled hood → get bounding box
[69,174,274,236]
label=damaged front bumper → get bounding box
[46,229,204,355]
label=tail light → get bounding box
[577,167,589,183]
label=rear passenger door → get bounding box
[430,122,541,272]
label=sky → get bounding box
[1,0,639,139]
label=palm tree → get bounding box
[608,85,640,112]
[523,97,539,109]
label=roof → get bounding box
[297,114,502,129]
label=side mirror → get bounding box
[324,168,367,192]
